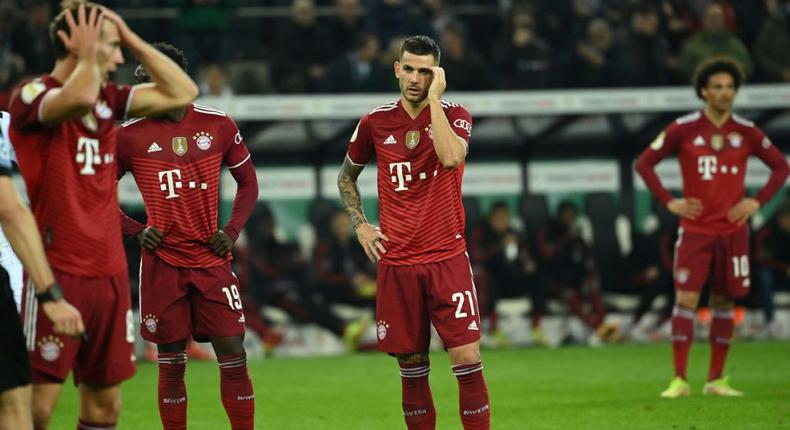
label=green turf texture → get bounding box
[50,341,789,429]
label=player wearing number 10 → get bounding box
[7,2,198,429]
[338,35,490,430]
[117,43,258,430]
[635,58,789,398]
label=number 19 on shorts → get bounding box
[222,285,242,310]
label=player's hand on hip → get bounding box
[208,230,234,257]
[727,197,760,225]
[667,197,703,220]
[137,226,164,251]
[42,300,85,338]
[428,67,446,102]
[56,3,103,61]
[356,223,389,263]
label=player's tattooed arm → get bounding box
[337,157,367,230]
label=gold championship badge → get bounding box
[172,137,188,156]
[711,134,724,151]
[405,131,420,149]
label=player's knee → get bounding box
[211,336,246,356]
[32,402,55,429]
[710,295,734,309]
[81,387,122,423]
[448,348,481,366]
[675,292,699,309]
[157,339,188,354]
[395,353,429,365]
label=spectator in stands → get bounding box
[754,198,790,337]
[439,21,494,91]
[419,0,454,36]
[536,201,616,343]
[469,202,539,346]
[326,0,371,54]
[369,0,432,47]
[199,62,235,97]
[270,0,332,93]
[753,0,790,82]
[0,0,24,95]
[612,4,672,86]
[10,0,52,76]
[318,32,390,93]
[677,2,753,80]
[491,5,555,89]
[572,18,617,87]
[241,205,366,347]
[310,209,376,308]
[173,0,235,65]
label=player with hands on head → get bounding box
[8,2,198,429]
[635,57,789,399]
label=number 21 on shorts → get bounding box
[452,290,477,319]
[222,284,243,310]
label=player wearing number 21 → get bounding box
[338,35,490,430]
[7,2,198,430]
[635,58,789,399]
[117,43,258,430]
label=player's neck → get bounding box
[703,106,731,128]
[50,58,77,84]
[159,107,188,122]
[401,96,430,119]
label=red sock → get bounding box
[158,351,188,430]
[77,420,115,429]
[399,362,436,430]
[671,305,695,380]
[708,308,734,381]
[218,353,255,430]
[453,361,490,430]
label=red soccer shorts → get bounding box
[376,252,482,354]
[138,252,245,344]
[22,270,136,385]
[673,225,751,299]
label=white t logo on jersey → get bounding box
[75,137,101,175]
[697,155,717,181]
[389,162,412,191]
[158,169,182,199]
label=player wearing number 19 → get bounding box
[117,43,258,430]
[635,58,789,399]
[7,2,198,429]
[338,35,490,429]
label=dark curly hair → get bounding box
[134,42,188,84]
[693,57,744,100]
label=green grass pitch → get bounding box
[50,341,789,429]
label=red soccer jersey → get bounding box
[636,111,789,235]
[8,75,132,276]
[117,104,251,268]
[346,99,473,265]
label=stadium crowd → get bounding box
[2,0,790,101]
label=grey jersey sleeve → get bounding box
[0,112,15,175]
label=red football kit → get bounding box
[9,75,135,384]
[636,111,789,298]
[347,99,480,353]
[117,104,257,343]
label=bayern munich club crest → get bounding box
[38,335,64,362]
[144,314,160,333]
[377,320,390,340]
[193,131,214,150]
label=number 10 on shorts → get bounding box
[222,285,242,310]
[452,291,477,319]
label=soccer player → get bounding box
[0,112,83,429]
[338,35,490,429]
[117,43,258,430]
[8,2,198,429]
[635,58,789,398]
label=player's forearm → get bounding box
[0,201,55,292]
[42,59,102,122]
[429,99,466,168]
[753,147,789,205]
[130,37,198,107]
[224,162,259,242]
[337,159,368,230]
[635,153,674,205]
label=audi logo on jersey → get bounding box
[75,137,113,175]
[158,169,208,199]
[453,119,472,136]
[389,162,439,192]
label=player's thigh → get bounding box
[78,383,122,422]
[376,263,431,354]
[712,226,751,299]
[139,252,192,344]
[0,276,31,393]
[425,252,482,350]
[190,263,246,341]
[73,274,135,386]
[0,385,32,429]
[673,230,715,295]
